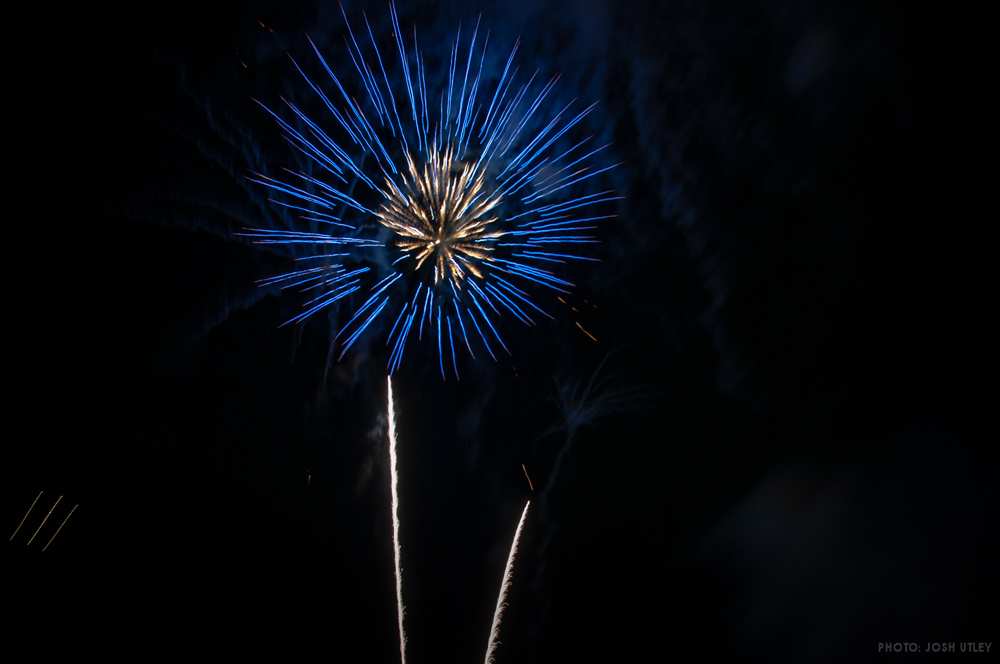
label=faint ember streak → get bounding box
[26,495,62,547]
[484,500,531,664]
[575,321,598,343]
[521,463,534,492]
[387,376,408,664]
[42,504,78,552]
[9,490,44,541]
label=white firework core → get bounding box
[377,142,505,288]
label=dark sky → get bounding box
[7,1,990,662]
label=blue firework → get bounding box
[244,3,620,378]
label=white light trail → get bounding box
[387,376,408,664]
[484,500,531,664]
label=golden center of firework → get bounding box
[376,143,505,288]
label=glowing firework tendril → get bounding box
[245,2,620,377]
[387,376,407,664]
[484,499,531,664]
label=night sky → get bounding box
[7,1,991,661]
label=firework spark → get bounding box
[245,3,620,376]
[26,495,62,547]
[42,504,78,552]
[484,499,531,664]
[387,376,407,664]
[9,490,44,541]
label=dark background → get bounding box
[6,1,990,662]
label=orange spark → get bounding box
[9,490,43,541]
[42,504,78,552]
[575,321,599,343]
[521,464,534,492]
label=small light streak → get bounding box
[521,464,534,492]
[42,504,78,552]
[26,495,62,547]
[9,490,44,541]
[575,321,598,343]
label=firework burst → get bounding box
[244,3,620,377]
